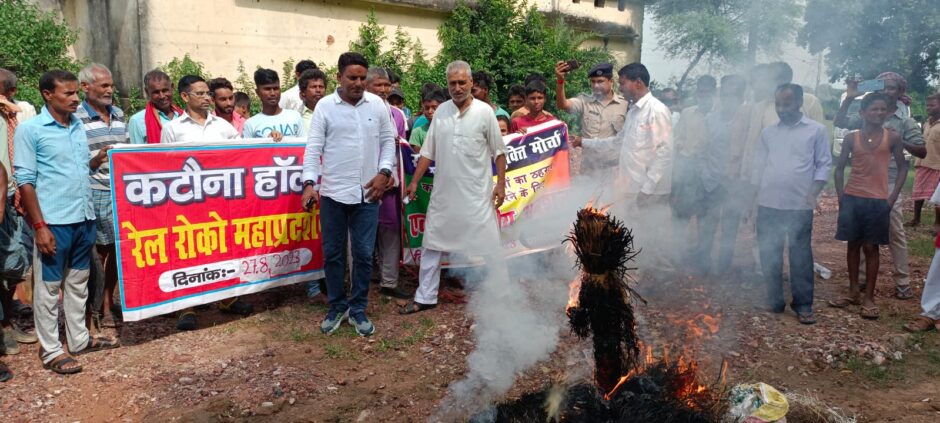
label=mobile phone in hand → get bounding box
[566,60,580,72]
[305,196,316,210]
[857,79,885,93]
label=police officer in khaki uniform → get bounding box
[554,62,629,175]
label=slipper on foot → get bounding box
[860,305,880,319]
[398,302,436,315]
[827,298,860,308]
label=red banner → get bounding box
[109,142,323,321]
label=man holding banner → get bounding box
[401,60,507,314]
[302,52,396,337]
[161,75,250,330]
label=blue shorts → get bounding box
[40,220,96,282]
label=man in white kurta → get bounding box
[403,62,507,312]
[573,63,674,269]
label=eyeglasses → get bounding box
[187,91,211,98]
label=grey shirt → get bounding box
[752,116,833,210]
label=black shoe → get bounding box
[219,298,253,316]
[379,287,412,299]
[176,312,197,331]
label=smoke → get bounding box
[430,127,754,421]
[428,176,608,421]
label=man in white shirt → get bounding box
[402,61,507,314]
[161,75,239,143]
[301,52,396,337]
[160,75,249,330]
[279,60,318,115]
[572,63,674,267]
[243,69,305,141]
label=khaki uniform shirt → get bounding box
[567,93,628,139]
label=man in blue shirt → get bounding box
[13,70,118,375]
[751,84,832,325]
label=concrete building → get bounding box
[36,0,642,93]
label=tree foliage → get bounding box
[799,0,940,93]
[346,0,612,115]
[646,0,801,92]
[0,0,82,107]
[435,0,612,113]
[349,8,445,110]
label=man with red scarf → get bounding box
[126,70,182,144]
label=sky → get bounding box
[639,13,836,92]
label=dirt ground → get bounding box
[2,191,940,423]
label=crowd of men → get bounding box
[2,50,940,382]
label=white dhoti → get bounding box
[410,98,506,305]
[921,249,940,320]
[415,248,443,305]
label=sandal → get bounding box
[43,354,82,375]
[895,286,915,300]
[398,301,437,315]
[827,297,860,308]
[0,361,11,382]
[903,316,936,332]
[860,305,880,319]
[73,337,120,355]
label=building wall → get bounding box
[40,0,641,92]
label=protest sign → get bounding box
[110,141,323,321]
[401,119,570,267]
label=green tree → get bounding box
[0,0,82,107]
[349,9,386,66]
[281,58,297,92]
[799,0,940,93]
[647,0,802,92]
[436,0,612,113]
[349,9,442,112]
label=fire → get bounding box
[603,343,712,408]
[603,370,635,401]
[663,312,722,339]
[566,277,581,309]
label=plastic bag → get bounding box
[727,382,789,423]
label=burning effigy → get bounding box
[483,205,728,423]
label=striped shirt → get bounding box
[74,102,126,190]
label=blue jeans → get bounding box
[320,196,379,316]
[756,207,815,313]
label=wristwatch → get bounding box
[379,168,392,178]
[303,180,319,190]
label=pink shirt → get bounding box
[215,110,246,135]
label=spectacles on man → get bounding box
[186,91,211,98]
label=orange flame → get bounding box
[566,277,582,309]
[603,370,636,401]
[602,344,711,408]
